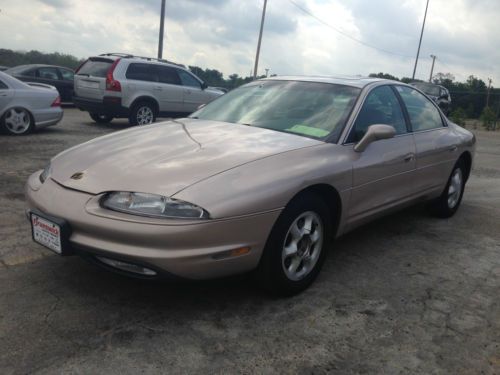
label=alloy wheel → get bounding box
[136,106,154,125]
[4,108,31,134]
[281,211,324,281]
[447,168,463,209]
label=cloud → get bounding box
[0,0,498,84]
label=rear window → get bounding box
[77,59,113,77]
[0,79,8,89]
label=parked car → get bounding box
[0,66,9,72]
[0,71,62,135]
[73,53,224,125]
[410,82,451,115]
[25,76,475,295]
[5,64,74,103]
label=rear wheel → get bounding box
[89,113,114,124]
[1,108,34,135]
[129,102,157,126]
[255,193,332,296]
[430,160,466,218]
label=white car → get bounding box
[73,53,224,125]
[0,71,63,135]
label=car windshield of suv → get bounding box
[191,80,360,141]
[413,83,441,96]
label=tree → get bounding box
[369,72,399,81]
[450,107,466,127]
[480,106,497,131]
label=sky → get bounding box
[0,0,498,84]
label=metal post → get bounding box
[253,0,268,79]
[158,0,166,59]
[412,0,430,80]
[486,78,492,107]
[429,54,436,82]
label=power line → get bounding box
[287,0,413,58]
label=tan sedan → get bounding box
[25,76,475,295]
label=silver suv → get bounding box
[73,53,224,125]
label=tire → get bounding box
[129,101,157,126]
[255,193,333,296]
[430,159,466,218]
[0,107,34,135]
[89,113,114,124]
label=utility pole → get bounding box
[253,0,268,79]
[486,78,492,107]
[429,54,436,82]
[412,0,430,80]
[158,0,166,59]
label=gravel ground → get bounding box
[0,109,499,374]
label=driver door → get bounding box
[346,85,417,227]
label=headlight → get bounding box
[100,192,210,219]
[39,164,51,183]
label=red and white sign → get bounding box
[31,214,62,254]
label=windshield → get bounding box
[413,83,441,96]
[191,80,360,141]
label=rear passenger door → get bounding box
[346,85,417,226]
[395,85,457,195]
[154,65,185,112]
[57,68,75,102]
[175,69,207,113]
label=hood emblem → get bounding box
[70,172,84,180]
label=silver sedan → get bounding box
[0,71,63,135]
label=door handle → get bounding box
[0,93,7,97]
[449,145,458,152]
[154,86,162,91]
[403,153,414,163]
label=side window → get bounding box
[126,63,158,82]
[177,70,202,89]
[396,86,444,131]
[0,79,8,89]
[22,69,36,77]
[348,85,407,143]
[157,66,181,85]
[37,67,59,80]
[60,69,74,81]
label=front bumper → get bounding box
[25,172,280,280]
[73,96,129,117]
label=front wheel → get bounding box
[255,193,332,296]
[1,108,34,135]
[430,160,466,218]
[129,102,156,126]
[89,113,114,124]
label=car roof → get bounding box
[6,64,73,71]
[90,54,186,69]
[260,75,395,88]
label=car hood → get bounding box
[50,119,323,196]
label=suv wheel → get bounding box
[89,113,114,124]
[129,102,156,126]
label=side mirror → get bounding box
[201,82,208,90]
[354,124,396,152]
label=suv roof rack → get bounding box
[99,53,185,68]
